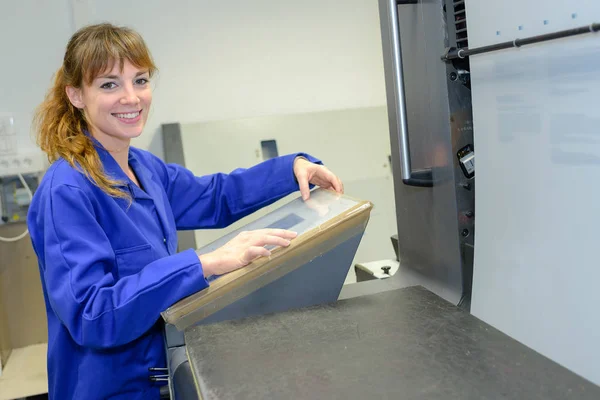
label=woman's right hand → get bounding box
[198,229,298,277]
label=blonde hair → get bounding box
[33,23,157,200]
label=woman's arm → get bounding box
[30,183,209,349]
[149,152,323,230]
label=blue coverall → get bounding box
[27,141,319,399]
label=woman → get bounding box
[28,23,343,399]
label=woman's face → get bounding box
[67,60,152,147]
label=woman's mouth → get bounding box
[112,110,142,124]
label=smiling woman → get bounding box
[34,24,158,201]
[27,23,343,400]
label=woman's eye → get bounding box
[135,78,149,85]
[100,82,117,90]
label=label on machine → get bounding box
[457,144,475,178]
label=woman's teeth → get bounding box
[113,111,140,119]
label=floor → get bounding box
[0,344,47,400]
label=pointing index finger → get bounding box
[259,229,298,239]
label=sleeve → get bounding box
[155,153,322,230]
[41,184,209,349]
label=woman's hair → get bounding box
[33,23,157,200]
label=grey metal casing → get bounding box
[161,123,198,253]
[169,346,198,400]
[378,0,475,304]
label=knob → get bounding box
[460,182,471,191]
[464,211,474,218]
[461,229,469,237]
[381,266,391,275]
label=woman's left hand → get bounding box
[293,157,344,200]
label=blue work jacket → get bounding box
[27,142,320,400]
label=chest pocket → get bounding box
[114,244,157,278]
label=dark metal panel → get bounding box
[165,323,185,349]
[378,0,474,304]
[170,347,199,400]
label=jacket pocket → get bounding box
[114,244,155,278]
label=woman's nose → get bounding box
[120,85,139,105]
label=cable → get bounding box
[0,173,33,242]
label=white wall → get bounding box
[3,0,386,158]
[85,0,387,156]
[468,0,600,386]
[0,0,73,156]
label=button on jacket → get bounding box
[27,142,320,400]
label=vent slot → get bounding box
[453,0,468,48]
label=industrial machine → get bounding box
[377,0,475,307]
[156,0,600,398]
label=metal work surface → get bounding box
[184,286,600,399]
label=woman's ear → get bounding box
[65,86,85,109]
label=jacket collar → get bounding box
[86,132,153,200]
[85,131,176,253]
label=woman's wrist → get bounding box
[197,251,217,278]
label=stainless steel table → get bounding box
[177,286,599,399]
